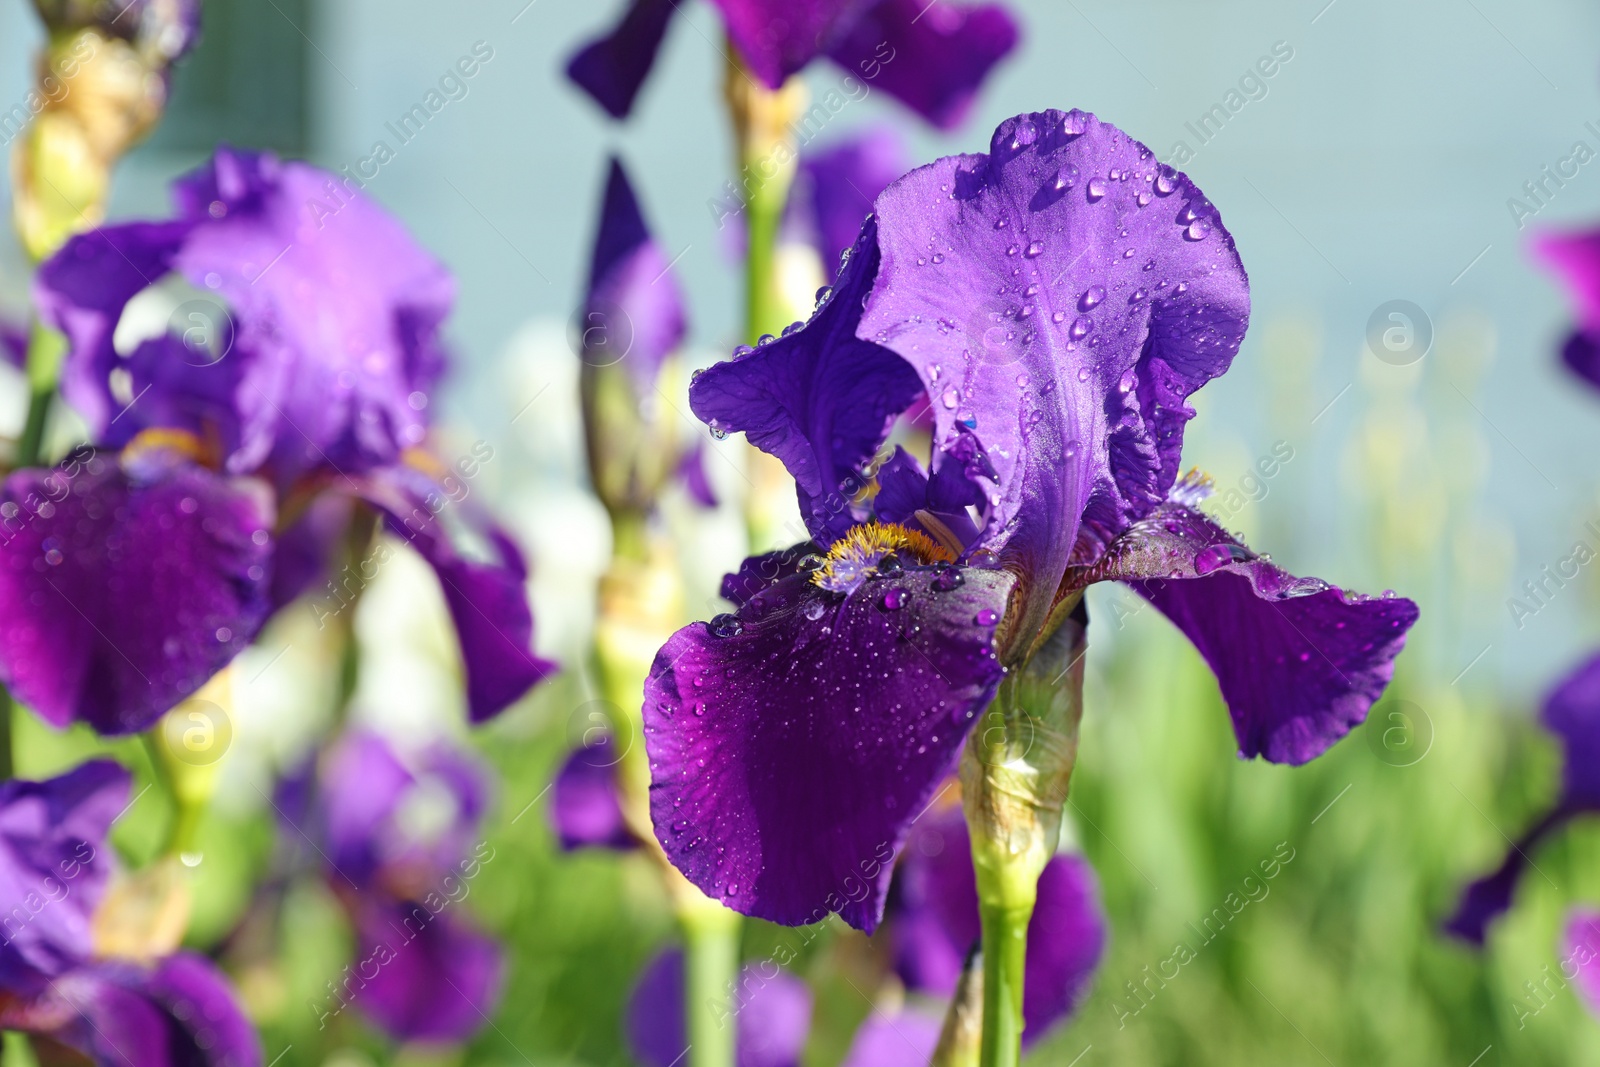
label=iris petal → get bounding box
[0,761,128,994]
[823,0,1019,130]
[643,564,1013,931]
[690,219,924,545]
[565,0,679,119]
[859,109,1250,643]
[1071,500,1418,764]
[550,737,635,851]
[0,450,273,735]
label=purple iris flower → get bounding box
[1533,229,1600,391]
[644,109,1419,932]
[0,760,261,1067]
[1446,652,1600,943]
[627,947,813,1067]
[890,804,1104,1043]
[290,728,504,1043]
[839,1007,943,1067]
[566,0,1019,129]
[24,147,554,731]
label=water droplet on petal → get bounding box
[708,613,743,638]
[1079,286,1105,311]
[1086,177,1107,202]
[881,589,909,611]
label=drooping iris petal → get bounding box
[1071,499,1417,764]
[839,1006,944,1067]
[627,947,813,1067]
[690,219,924,545]
[1566,910,1600,1017]
[39,147,454,480]
[5,954,260,1067]
[823,0,1019,130]
[1446,652,1600,943]
[550,737,635,851]
[365,472,557,722]
[586,158,688,396]
[0,761,128,994]
[892,807,1105,1042]
[1442,810,1567,945]
[794,129,910,281]
[351,899,505,1043]
[565,0,678,119]
[709,0,864,89]
[0,449,272,735]
[858,109,1251,641]
[643,565,1014,931]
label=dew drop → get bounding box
[1079,285,1105,311]
[881,588,909,611]
[1086,177,1107,202]
[974,609,1000,626]
[708,613,743,638]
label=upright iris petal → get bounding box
[37,146,454,481]
[565,0,678,120]
[690,220,924,545]
[1447,652,1600,943]
[859,109,1250,642]
[0,448,272,735]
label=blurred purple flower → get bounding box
[26,147,555,729]
[550,735,635,852]
[566,0,1018,129]
[1446,652,1600,943]
[627,947,812,1067]
[793,128,911,282]
[1566,910,1600,1016]
[838,1007,943,1067]
[644,109,1419,931]
[0,760,261,1067]
[890,805,1104,1043]
[1534,229,1600,392]
[0,317,24,368]
[291,728,505,1043]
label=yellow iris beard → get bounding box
[812,521,958,589]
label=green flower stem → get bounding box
[17,321,65,468]
[681,892,743,1067]
[959,597,1088,1067]
[977,901,1032,1067]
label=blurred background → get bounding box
[5,0,1600,1063]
